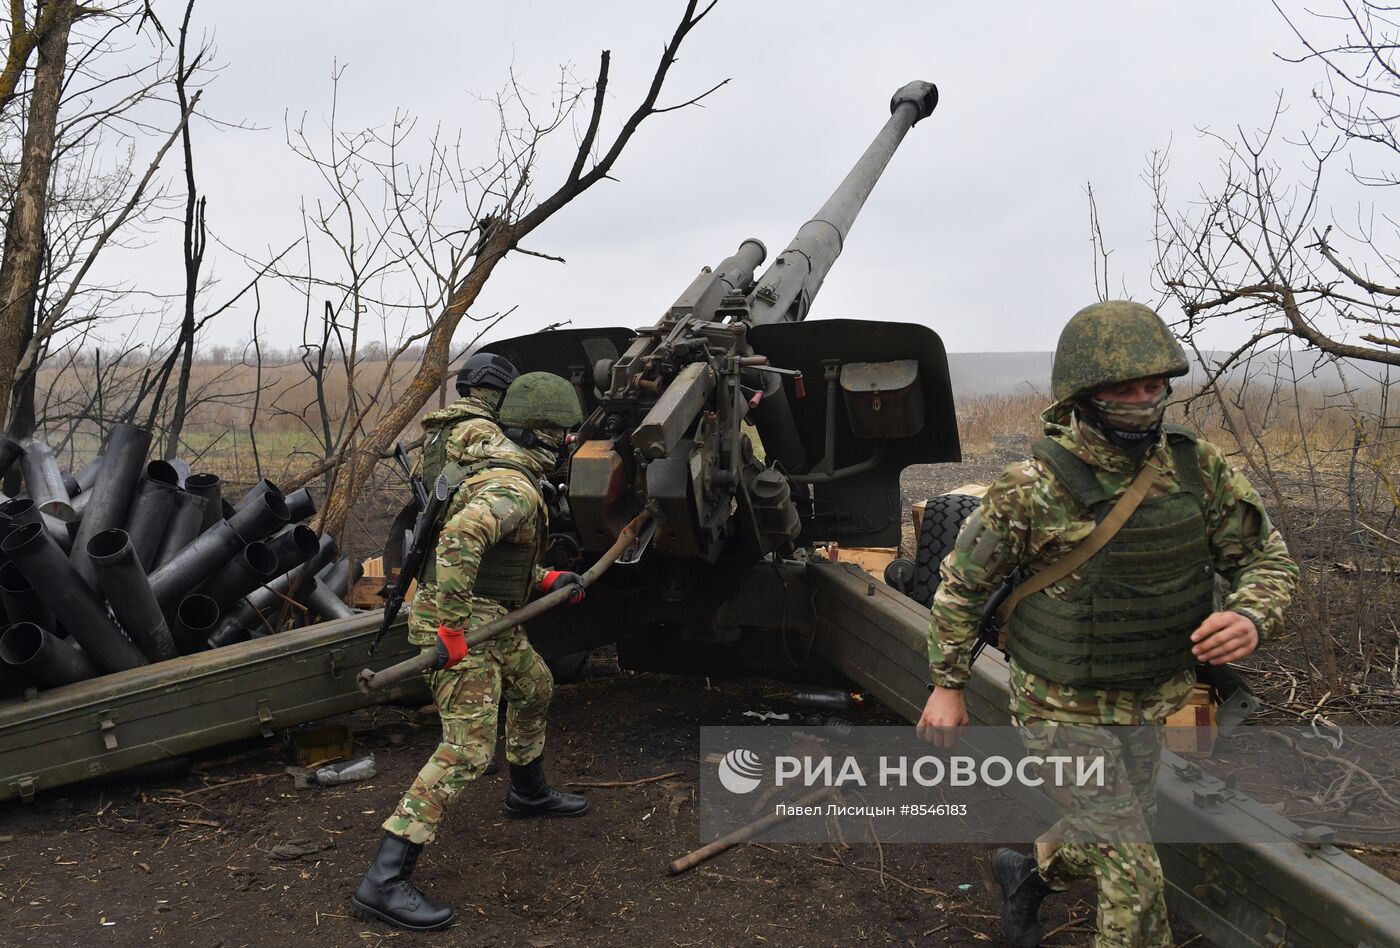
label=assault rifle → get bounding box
[368,470,453,656]
[970,573,1016,665]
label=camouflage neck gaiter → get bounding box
[1088,387,1169,432]
[1079,387,1169,456]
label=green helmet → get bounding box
[1051,301,1189,403]
[497,371,584,429]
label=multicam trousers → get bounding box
[383,625,554,845]
[1010,662,1191,948]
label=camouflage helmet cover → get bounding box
[1051,300,1189,403]
[498,371,584,429]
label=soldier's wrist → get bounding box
[1230,607,1266,637]
[928,669,966,692]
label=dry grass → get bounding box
[33,356,448,481]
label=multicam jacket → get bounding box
[406,401,554,645]
[928,404,1297,700]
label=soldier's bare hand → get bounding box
[916,687,968,748]
[1190,611,1258,665]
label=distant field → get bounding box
[32,350,1398,483]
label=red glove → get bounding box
[539,570,585,604]
[434,624,468,669]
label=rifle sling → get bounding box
[994,459,1160,648]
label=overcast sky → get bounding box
[79,1,1337,356]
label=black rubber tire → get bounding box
[909,493,981,607]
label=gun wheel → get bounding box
[910,493,980,607]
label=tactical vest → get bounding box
[1006,426,1214,689]
[419,403,496,490]
[419,416,545,607]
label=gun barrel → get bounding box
[746,80,938,326]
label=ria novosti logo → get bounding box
[717,749,763,794]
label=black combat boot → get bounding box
[351,831,456,932]
[504,755,589,818]
[994,847,1053,948]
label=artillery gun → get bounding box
[471,80,960,678]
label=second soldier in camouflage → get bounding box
[352,371,590,933]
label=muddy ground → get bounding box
[1,648,1198,948]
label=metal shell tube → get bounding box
[185,472,223,533]
[0,436,23,479]
[225,534,338,639]
[198,540,277,609]
[0,660,32,698]
[283,487,316,523]
[1,497,73,553]
[69,457,104,519]
[267,525,319,576]
[306,579,355,621]
[296,533,339,583]
[145,460,181,486]
[317,551,350,596]
[74,456,104,493]
[206,616,250,648]
[2,522,148,673]
[148,521,245,613]
[69,423,152,589]
[0,561,55,632]
[318,555,360,599]
[87,528,179,663]
[20,441,74,521]
[233,479,279,512]
[226,491,289,542]
[223,571,293,638]
[124,478,181,571]
[60,470,80,497]
[171,593,219,655]
[153,490,209,570]
[0,622,97,686]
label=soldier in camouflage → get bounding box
[353,371,589,933]
[405,352,519,647]
[916,301,1297,948]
